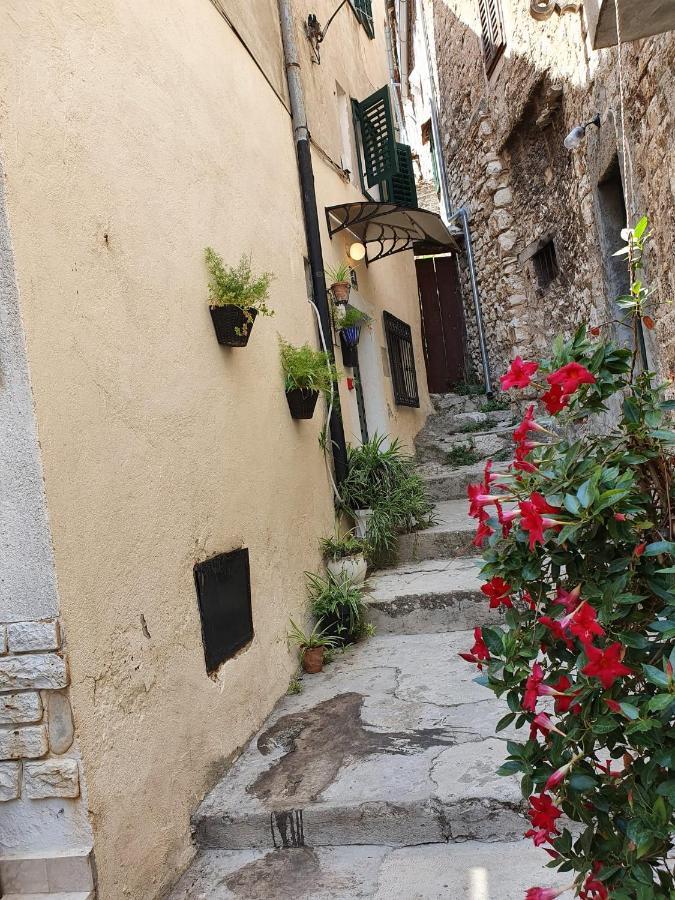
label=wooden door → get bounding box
[415,254,467,393]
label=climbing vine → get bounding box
[463,218,675,899]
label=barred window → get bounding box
[383,312,420,407]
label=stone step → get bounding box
[415,426,512,465]
[169,838,547,899]
[2,895,94,900]
[397,499,475,563]
[192,633,523,854]
[418,460,506,502]
[365,558,498,634]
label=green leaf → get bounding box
[592,716,619,734]
[623,397,641,424]
[619,702,640,720]
[497,760,523,776]
[496,712,516,732]
[643,541,675,557]
[642,664,669,688]
[563,493,580,515]
[481,627,504,655]
[633,215,648,240]
[577,478,597,508]
[656,780,675,803]
[568,773,597,790]
[646,694,674,712]
[650,429,675,443]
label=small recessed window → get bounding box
[533,240,559,289]
[194,549,253,674]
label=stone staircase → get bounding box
[168,392,551,899]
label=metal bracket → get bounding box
[530,0,582,20]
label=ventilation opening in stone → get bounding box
[193,549,253,674]
[532,239,559,289]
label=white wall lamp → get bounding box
[564,113,602,151]
[348,241,367,262]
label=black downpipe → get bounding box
[296,140,348,483]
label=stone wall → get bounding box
[431,0,675,384]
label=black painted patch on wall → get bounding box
[194,549,253,674]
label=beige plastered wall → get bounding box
[0,0,430,897]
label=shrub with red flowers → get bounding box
[464,219,674,899]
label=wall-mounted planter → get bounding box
[302,647,324,674]
[330,281,351,304]
[209,306,258,347]
[286,388,320,419]
[341,325,361,348]
[340,332,358,367]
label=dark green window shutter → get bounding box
[351,0,375,38]
[478,0,506,75]
[355,87,398,188]
[386,144,418,208]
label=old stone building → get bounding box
[395,0,675,385]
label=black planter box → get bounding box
[285,388,319,419]
[340,332,358,368]
[209,306,258,346]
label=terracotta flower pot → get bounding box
[331,281,351,304]
[302,646,324,674]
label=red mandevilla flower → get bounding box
[523,662,544,712]
[547,361,596,394]
[580,862,609,900]
[552,675,581,714]
[500,356,539,390]
[526,888,565,900]
[582,642,633,690]
[526,792,562,846]
[473,508,494,548]
[459,627,490,669]
[541,382,569,415]
[481,576,513,609]
[539,615,574,650]
[565,603,605,644]
[519,493,562,551]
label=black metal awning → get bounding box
[326,202,460,263]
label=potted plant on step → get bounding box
[205,247,274,346]
[279,338,340,419]
[325,262,352,304]
[288,619,337,674]
[305,571,369,645]
[320,531,369,585]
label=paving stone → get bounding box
[0,653,68,690]
[7,619,60,653]
[418,460,507,502]
[397,499,475,563]
[365,558,500,634]
[0,691,42,725]
[23,758,80,798]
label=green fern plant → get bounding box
[205,248,275,315]
[279,338,341,396]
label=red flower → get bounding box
[603,698,622,714]
[528,791,562,833]
[519,494,562,551]
[565,603,605,644]
[552,675,581,714]
[539,615,574,650]
[547,361,596,394]
[614,512,627,521]
[554,584,581,613]
[481,576,513,609]
[529,712,565,741]
[459,627,491,669]
[523,662,544,712]
[500,357,539,390]
[513,403,548,442]
[526,888,565,900]
[582,642,633,690]
[467,485,503,519]
[496,501,520,537]
[522,590,536,610]
[545,759,574,791]
[473,508,494,548]
[633,541,646,557]
[541,383,569,415]
[580,863,609,900]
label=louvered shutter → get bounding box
[351,0,375,38]
[386,144,418,209]
[478,0,506,75]
[355,87,398,188]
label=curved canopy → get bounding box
[325,202,460,263]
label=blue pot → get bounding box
[341,325,361,348]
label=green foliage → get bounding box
[305,572,368,643]
[451,380,484,396]
[445,443,480,468]
[334,304,371,330]
[325,262,351,284]
[279,338,341,396]
[204,247,274,314]
[339,435,435,562]
[469,219,674,898]
[287,618,338,650]
[320,531,369,562]
[458,417,498,433]
[481,397,510,413]
[287,671,303,694]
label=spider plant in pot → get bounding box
[287,619,337,674]
[205,247,274,346]
[279,338,341,419]
[325,261,352,304]
[305,571,368,645]
[334,304,371,349]
[320,531,369,585]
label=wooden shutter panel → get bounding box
[386,143,418,209]
[355,87,399,188]
[352,0,375,38]
[477,0,505,75]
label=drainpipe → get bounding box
[396,0,409,99]
[416,0,493,396]
[277,0,348,482]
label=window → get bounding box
[383,311,420,407]
[351,0,375,38]
[477,0,506,75]
[353,87,417,207]
[532,240,559,289]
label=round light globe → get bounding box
[348,241,366,261]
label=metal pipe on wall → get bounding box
[416,0,493,395]
[277,0,348,482]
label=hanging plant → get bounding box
[463,218,675,899]
[334,304,371,348]
[279,338,341,419]
[205,247,274,346]
[325,262,352,304]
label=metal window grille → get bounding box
[477,0,506,75]
[533,240,559,289]
[383,311,420,407]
